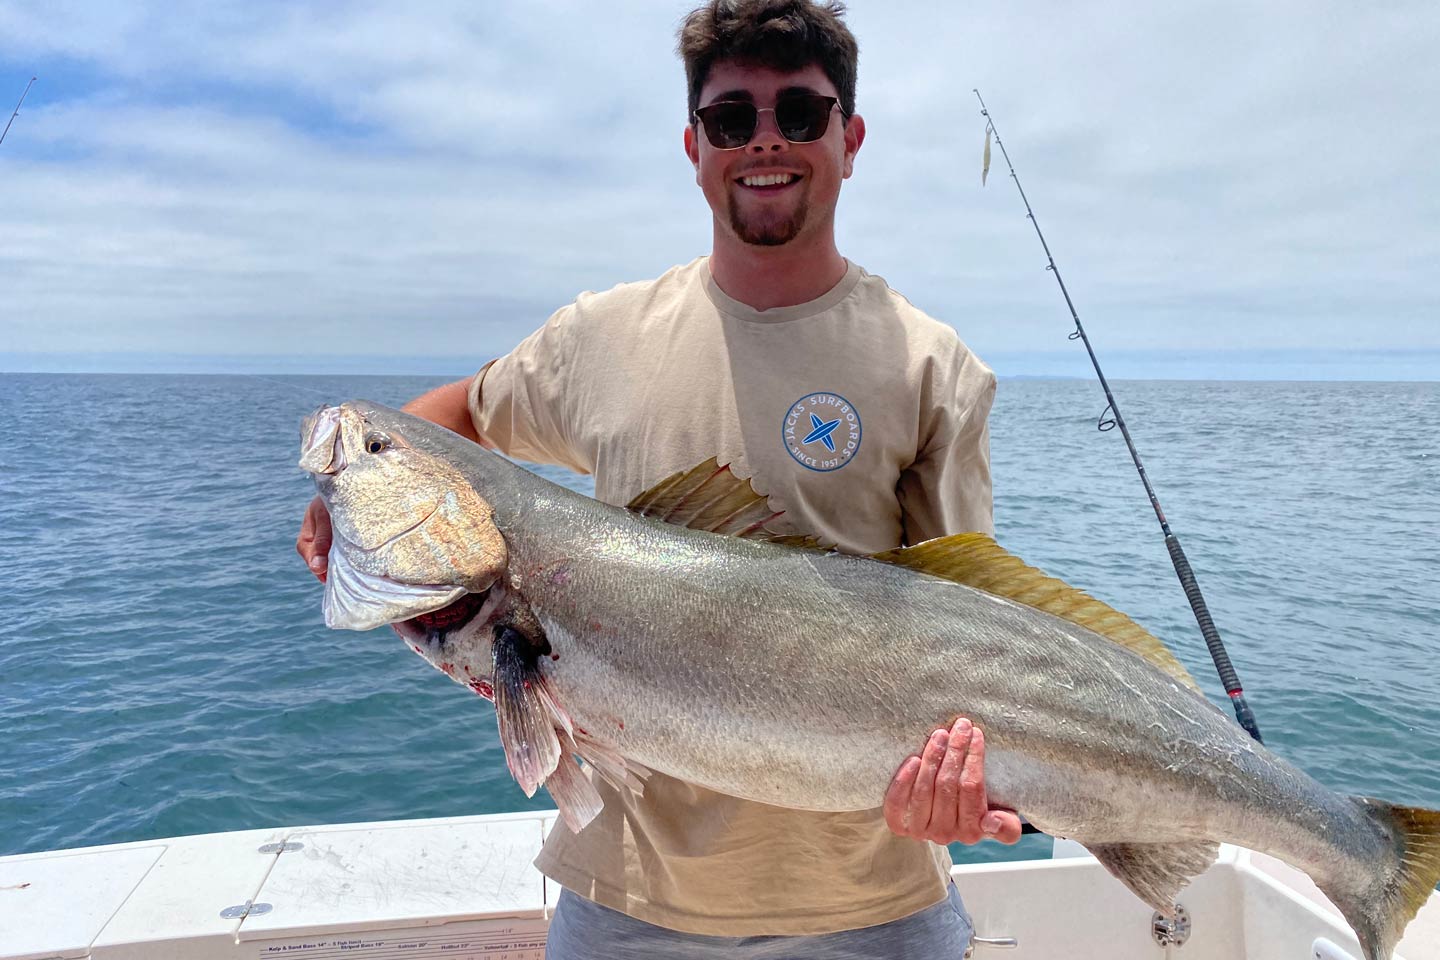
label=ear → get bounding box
[842,113,865,179]
[684,123,701,177]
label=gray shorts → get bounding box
[544,884,974,959]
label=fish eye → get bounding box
[364,434,390,455]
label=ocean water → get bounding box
[1,374,1436,866]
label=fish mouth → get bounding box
[393,589,496,643]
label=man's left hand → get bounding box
[883,717,1024,845]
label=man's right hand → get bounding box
[296,495,332,582]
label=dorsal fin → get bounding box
[626,458,823,547]
[872,533,1200,691]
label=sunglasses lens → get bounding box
[775,95,834,143]
[701,102,758,149]
[695,95,838,148]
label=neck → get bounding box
[707,220,848,311]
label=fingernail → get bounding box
[982,813,1003,835]
[955,718,973,736]
[309,557,325,571]
[932,730,949,749]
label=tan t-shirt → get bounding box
[468,257,996,936]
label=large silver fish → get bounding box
[300,401,1440,960]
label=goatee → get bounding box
[728,196,810,246]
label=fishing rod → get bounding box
[0,77,36,148]
[972,88,1263,745]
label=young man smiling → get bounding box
[299,0,1022,953]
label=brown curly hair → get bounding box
[677,0,859,119]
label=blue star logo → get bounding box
[802,413,841,453]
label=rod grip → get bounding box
[1163,534,1263,743]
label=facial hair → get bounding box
[727,191,810,247]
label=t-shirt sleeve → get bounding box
[896,351,996,544]
[466,304,593,474]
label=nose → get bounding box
[746,108,789,154]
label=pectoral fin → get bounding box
[492,625,563,796]
[576,734,652,796]
[544,737,604,832]
[1087,840,1219,915]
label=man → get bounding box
[298,1,1023,954]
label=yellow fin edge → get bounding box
[873,533,1200,691]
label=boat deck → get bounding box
[2,811,1436,959]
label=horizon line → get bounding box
[3,348,1438,382]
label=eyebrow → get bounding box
[704,84,825,105]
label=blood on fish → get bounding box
[523,558,573,584]
[551,653,561,661]
[468,679,495,701]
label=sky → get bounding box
[1,0,1436,379]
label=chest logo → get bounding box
[782,392,862,472]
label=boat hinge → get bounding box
[1152,903,1192,947]
[257,841,304,854]
[219,900,273,920]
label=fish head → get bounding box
[299,403,509,634]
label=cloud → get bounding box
[1,0,1436,372]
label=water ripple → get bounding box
[1,374,1436,865]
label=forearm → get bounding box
[402,377,484,444]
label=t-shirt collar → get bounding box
[702,258,862,324]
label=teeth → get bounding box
[741,173,795,187]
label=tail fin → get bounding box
[1320,798,1440,960]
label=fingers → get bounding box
[295,496,332,582]
[883,756,920,835]
[883,718,1025,846]
[954,721,988,845]
[883,727,947,838]
[985,808,1025,845]
[907,727,950,836]
[954,724,1024,845]
[926,718,971,841]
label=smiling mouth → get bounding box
[737,172,800,190]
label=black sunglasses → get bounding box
[692,94,845,150]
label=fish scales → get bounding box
[301,401,1440,960]
[510,506,1349,847]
